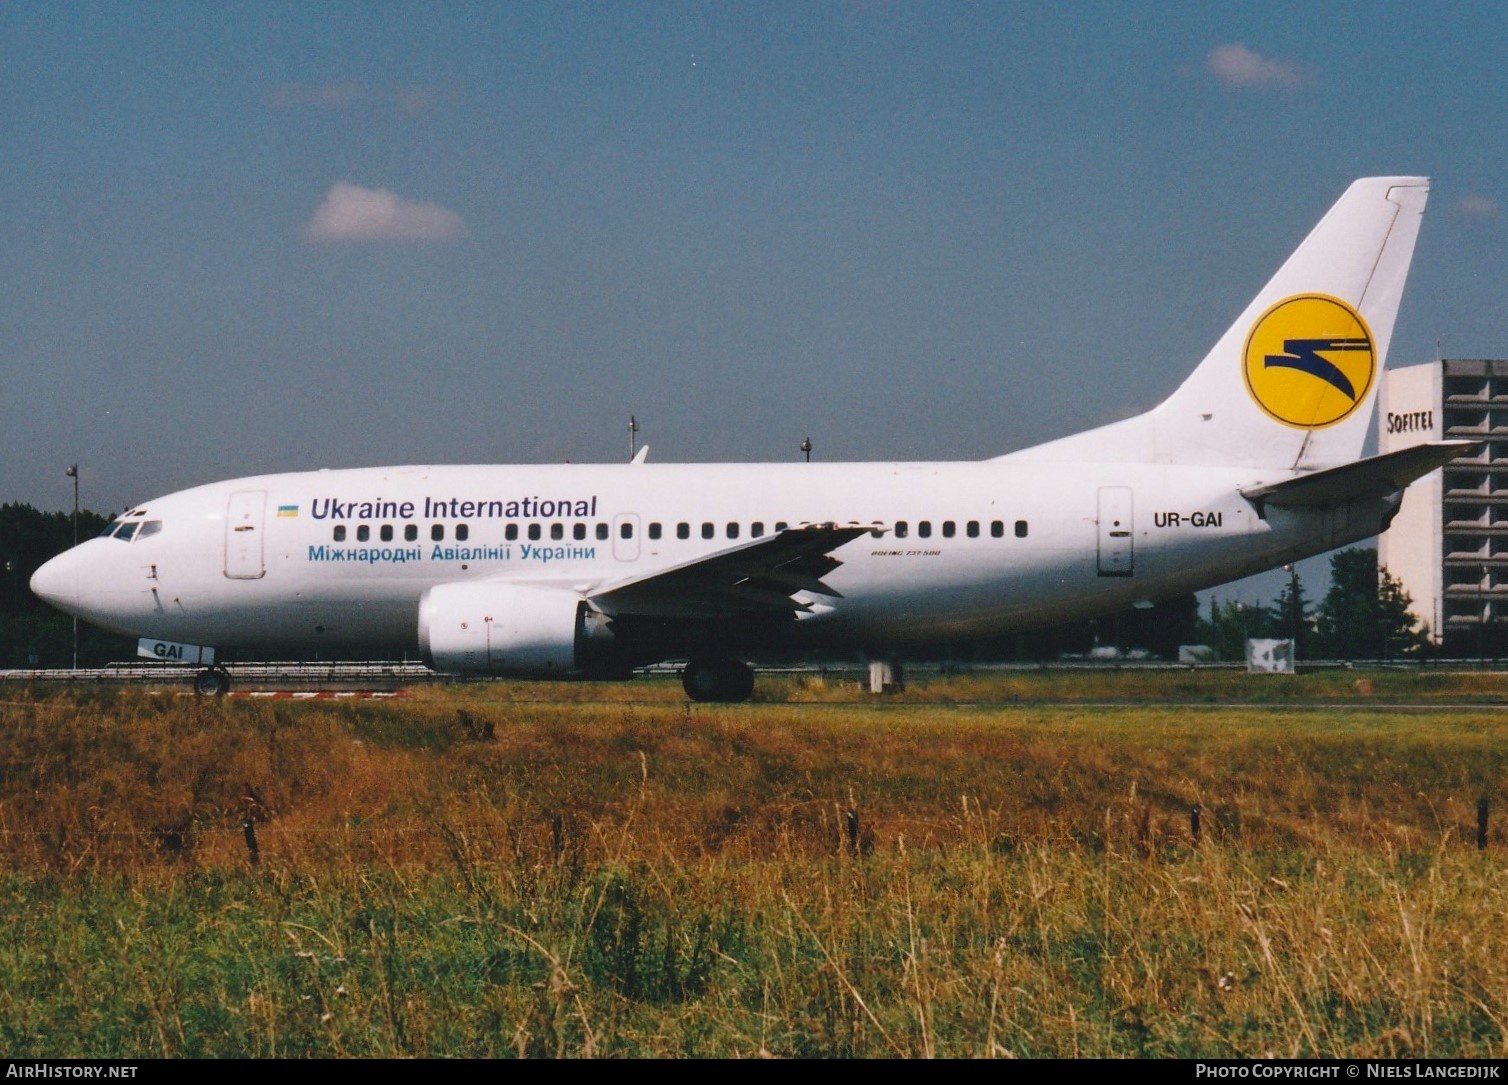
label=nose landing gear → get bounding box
[193,666,231,697]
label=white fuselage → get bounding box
[31,457,1384,659]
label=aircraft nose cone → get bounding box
[30,550,78,611]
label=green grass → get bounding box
[3,670,1508,1056]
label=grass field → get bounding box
[3,669,1508,1057]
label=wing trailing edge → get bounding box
[587,523,874,621]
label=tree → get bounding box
[1313,547,1427,659]
[1195,596,1271,661]
[1270,567,1313,659]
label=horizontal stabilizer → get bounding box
[1240,441,1476,509]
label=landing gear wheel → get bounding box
[681,657,756,703]
[194,667,230,697]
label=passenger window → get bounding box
[551,523,564,541]
[1015,520,1029,538]
[574,523,587,540]
[596,523,609,540]
[431,524,444,541]
[333,525,346,542]
[380,525,394,542]
[456,524,470,542]
[966,520,979,538]
[775,522,788,532]
[404,524,418,542]
[991,520,1004,538]
[895,521,909,538]
[751,521,764,537]
[942,521,955,538]
[505,524,518,541]
[677,522,690,540]
[727,522,740,539]
[620,522,634,539]
[918,521,932,538]
[528,524,541,541]
[648,522,662,540]
[702,522,714,539]
[356,525,370,542]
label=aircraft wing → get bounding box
[586,523,875,620]
[1241,441,1477,509]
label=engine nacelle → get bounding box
[419,581,605,676]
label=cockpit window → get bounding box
[103,519,162,542]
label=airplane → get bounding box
[31,176,1467,700]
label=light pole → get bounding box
[1284,562,1299,658]
[66,464,78,670]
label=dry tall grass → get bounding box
[1,673,1506,1056]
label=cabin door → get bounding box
[1097,486,1134,577]
[225,490,267,579]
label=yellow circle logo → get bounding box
[1242,294,1375,429]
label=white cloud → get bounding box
[1458,194,1500,217]
[1206,43,1303,88]
[301,182,463,243]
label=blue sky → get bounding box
[4,3,1505,609]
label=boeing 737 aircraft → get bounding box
[32,177,1466,699]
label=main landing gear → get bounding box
[681,657,756,703]
[193,666,231,697]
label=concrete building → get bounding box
[1380,359,1508,655]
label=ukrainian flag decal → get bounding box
[1242,294,1375,429]
[277,505,299,518]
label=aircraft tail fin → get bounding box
[1002,177,1429,471]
